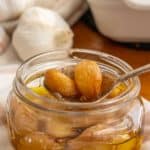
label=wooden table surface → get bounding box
[72,21,150,100]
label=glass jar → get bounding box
[7,49,144,150]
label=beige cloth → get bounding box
[0,44,20,65]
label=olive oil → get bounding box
[11,131,142,150]
[68,136,142,150]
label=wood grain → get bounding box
[72,21,150,100]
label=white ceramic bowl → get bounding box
[87,0,150,42]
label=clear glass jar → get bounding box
[7,49,144,150]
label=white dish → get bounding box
[87,0,150,42]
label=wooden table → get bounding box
[72,21,150,100]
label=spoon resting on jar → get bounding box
[98,64,150,102]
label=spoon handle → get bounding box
[117,64,150,83]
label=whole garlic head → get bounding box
[12,7,74,60]
[0,0,34,22]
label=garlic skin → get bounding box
[12,7,74,61]
[0,0,34,22]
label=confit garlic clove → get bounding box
[14,104,38,136]
[108,83,127,98]
[74,60,103,100]
[46,117,77,138]
[44,69,78,97]
[31,86,56,100]
[28,86,57,106]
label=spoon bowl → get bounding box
[99,64,150,101]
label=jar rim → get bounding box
[14,49,141,114]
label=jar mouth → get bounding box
[14,49,141,114]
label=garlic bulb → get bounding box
[0,26,9,54]
[0,0,34,22]
[34,0,88,25]
[34,0,87,19]
[12,7,73,60]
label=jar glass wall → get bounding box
[7,49,144,150]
